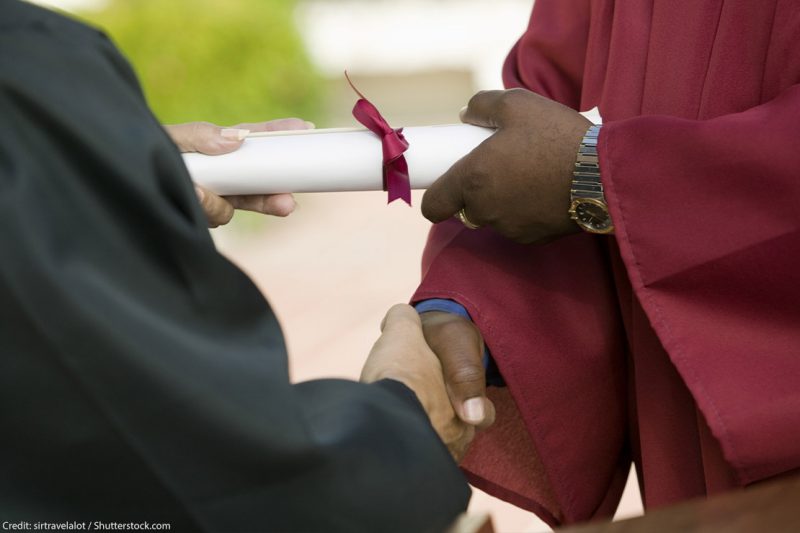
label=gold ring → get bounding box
[455,208,480,230]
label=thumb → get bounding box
[440,341,488,426]
[362,304,427,384]
[164,122,249,155]
[421,313,489,425]
[195,185,234,228]
[459,90,506,128]
[380,303,423,334]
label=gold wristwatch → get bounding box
[568,124,614,234]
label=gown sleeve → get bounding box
[0,5,469,532]
[600,83,800,484]
[502,0,591,109]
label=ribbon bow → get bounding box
[346,72,412,205]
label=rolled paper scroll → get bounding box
[346,71,412,204]
[182,124,495,196]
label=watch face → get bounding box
[569,199,614,233]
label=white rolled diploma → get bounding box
[182,124,495,196]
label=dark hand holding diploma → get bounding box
[422,89,591,244]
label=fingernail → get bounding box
[194,186,205,202]
[304,121,316,129]
[220,128,250,141]
[463,398,485,424]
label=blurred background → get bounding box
[31,0,642,530]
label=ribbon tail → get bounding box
[385,159,411,206]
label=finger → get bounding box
[195,185,234,227]
[165,122,248,155]
[458,204,481,230]
[227,193,297,217]
[420,155,469,223]
[422,316,488,425]
[233,118,313,133]
[459,90,506,128]
[476,397,496,431]
[366,304,424,382]
[380,303,422,334]
[443,348,488,425]
[449,424,476,463]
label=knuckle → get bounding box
[478,208,500,227]
[188,121,205,138]
[448,425,476,462]
[386,304,419,329]
[446,365,485,388]
[442,421,470,445]
[464,164,487,191]
[497,88,529,115]
[428,320,478,352]
[200,192,215,212]
[282,117,306,129]
[195,121,218,139]
[220,204,235,225]
[500,222,527,242]
[204,196,234,227]
[187,122,205,149]
[434,315,470,335]
[467,90,488,110]
[504,87,530,102]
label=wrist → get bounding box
[568,124,615,234]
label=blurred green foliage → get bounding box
[77,0,323,126]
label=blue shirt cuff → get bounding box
[414,298,472,319]
[413,299,505,387]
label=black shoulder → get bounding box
[0,0,143,104]
[0,0,109,45]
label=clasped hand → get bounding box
[362,305,496,462]
[165,118,312,227]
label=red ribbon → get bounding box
[346,72,411,205]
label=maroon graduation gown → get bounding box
[413,0,800,526]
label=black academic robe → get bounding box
[0,1,469,531]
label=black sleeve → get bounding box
[0,2,470,531]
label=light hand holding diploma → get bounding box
[166,119,313,227]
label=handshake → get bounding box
[362,304,496,462]
[166,120,496,462]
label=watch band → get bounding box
[569,124,615,234]
[571,124,604,201]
